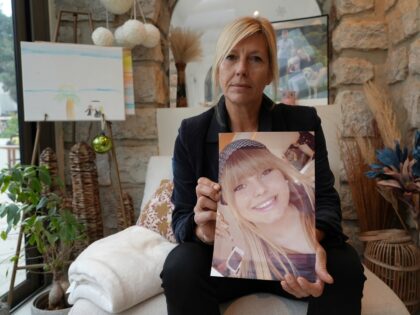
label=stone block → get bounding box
[332,57,374,86]
[133,63,168,105]
[132,42,164,63]
[141,0,161,24]
[337,90,375,137]
[111,108,157,140]
[340,184,358,220]
[333,20,388,52]
[64,121,101,144]
[54,0,114,21]
[335,0,374,18]
[386,46,409,84]
[384,0,397,12]
[386,0,419,45]
[115,144,158,184]
[409,39,420,75]
[96,153,111,186]
[99,185,118,230]
[402,81,420,129]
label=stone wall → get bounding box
[52,0,172,235]
[50,0,419,243]
[330,0,420,251]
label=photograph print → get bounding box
[270,15,329,106]
[211,132,317,282]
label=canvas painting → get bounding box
[212,132,316,281]
[123,48,135,116]
[21,41,126,121]
[267,15,329,106]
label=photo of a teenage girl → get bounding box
[211,132,316,282]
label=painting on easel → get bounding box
[21,42,127,121]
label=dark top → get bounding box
[171,95,346,245]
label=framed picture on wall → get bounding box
[268,15,329,106]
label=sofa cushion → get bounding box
[137,179,176,243]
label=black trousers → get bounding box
[160,241,366,315]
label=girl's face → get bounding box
[232,167,290,225]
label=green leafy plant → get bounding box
[0,164,85,310]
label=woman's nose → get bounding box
[235,57,247,76]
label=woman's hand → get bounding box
[194,177,221,245]
[280,230,333,298]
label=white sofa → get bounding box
[68,106,409,314]
[68,155,409,315]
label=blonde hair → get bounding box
[220,147,315,280]
[211,16,279,102]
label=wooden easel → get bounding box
[53,10,94,183]
[7,11,95,306]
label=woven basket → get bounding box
[39,147,59,193]
[117,191,135,230]
[363,230,420,314]
[69,142,103,249]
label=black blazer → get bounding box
[171,95,346,244]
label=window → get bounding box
[0,0,51,308]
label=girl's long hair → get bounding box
[220,147,315,280]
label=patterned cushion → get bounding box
[137,179,177,243]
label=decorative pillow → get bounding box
[137,179,177,243]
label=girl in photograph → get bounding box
[214,138,316,282]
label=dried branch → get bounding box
[363,81,401,148]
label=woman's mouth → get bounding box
[252,196,277,211]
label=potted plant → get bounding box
[0,164,85,313]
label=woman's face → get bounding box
[231,167,290,225]
[218,33,272,108]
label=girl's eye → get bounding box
[262,168,272,176]
[233,183,245,192]
[250,55,263,62]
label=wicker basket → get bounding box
[117,192,135,230]
[39,147,59,193]
[69,142,103,249]
[363,230,420,314]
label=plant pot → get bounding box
[31,291,71,315]
[0,302,10,315]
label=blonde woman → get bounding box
[161,15,365,315]
[213,138,316,281]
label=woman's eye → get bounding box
[262,168,272,176]
[225,54,237,61]
[233,184,245,192]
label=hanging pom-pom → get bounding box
[92,27,114,46]
[100,0,133,15]
[143,24,160,48]
[122,19,146,47]
[114,26,129,47]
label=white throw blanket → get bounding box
[68,226,176,313]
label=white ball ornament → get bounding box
[100,0,133,15]
[114,26,130,47]
[92,27,114,46]
[143,24,160,48]
[122,19,146,46]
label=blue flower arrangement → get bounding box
[366,130,420,229]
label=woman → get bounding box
[161,16,365,315]
[213,138,316,282]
